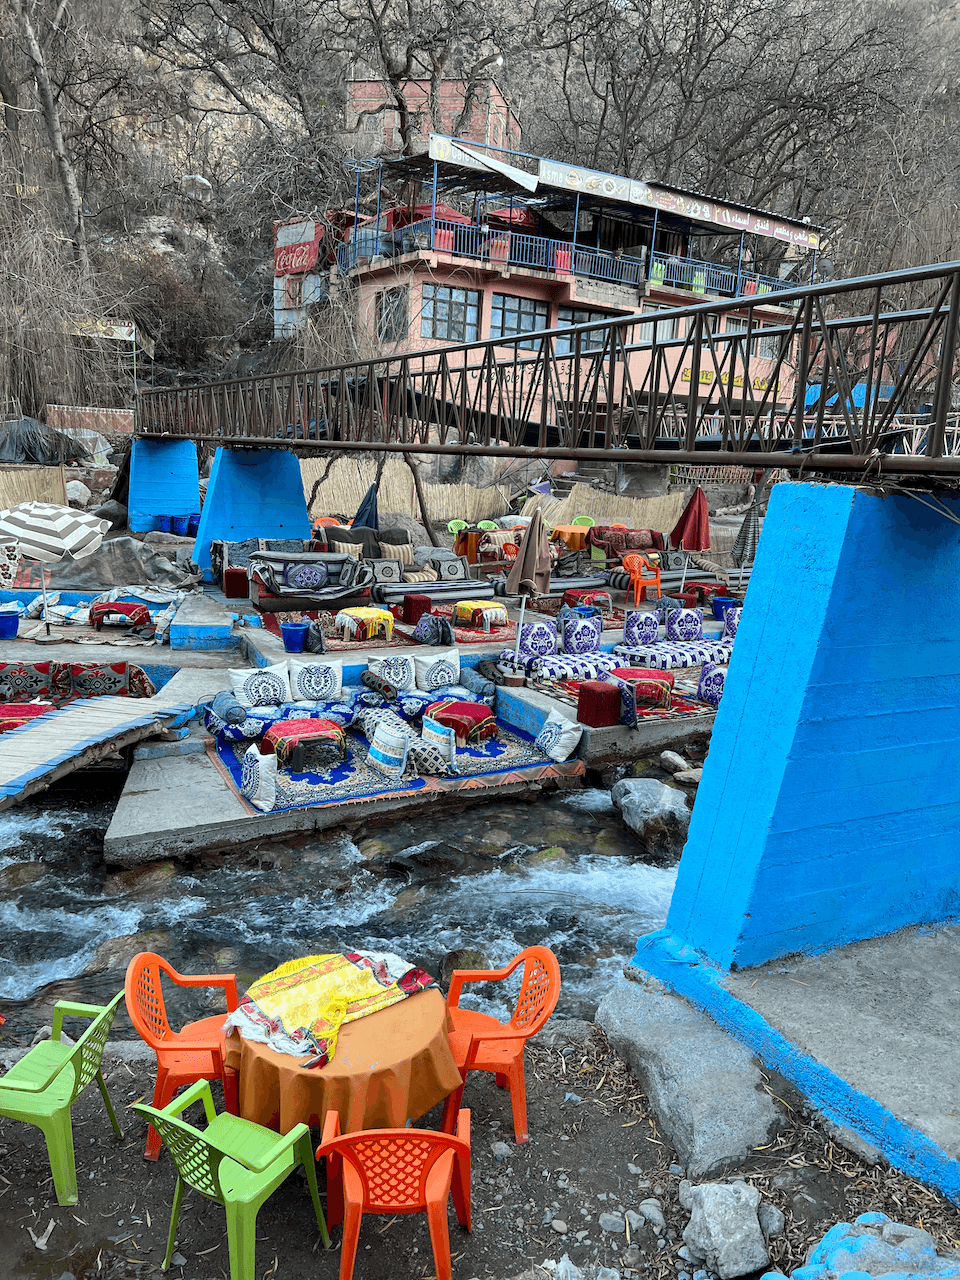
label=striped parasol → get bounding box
[0,502,110,633]
[731,499,761,590]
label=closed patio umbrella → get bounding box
[731,500,761,590]
[350,483,379,532]
[506,508,551,664]
[669,486,710,589]
[0,502,109,635]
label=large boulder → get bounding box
[380,510,431,547]
[610,778,690,861]
[92,498,128,530]
[66,479,91,508]
[683,1180,769,1279]
[597,972,786,1179]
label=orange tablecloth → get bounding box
[551,525,589,551]
[454,529,483,564]
[223,987,462,1134]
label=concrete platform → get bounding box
[634,924,960,1203]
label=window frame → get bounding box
[555,305,619,356]
[490,292,550,350]
[376,285,409,344]
[420,283,481,343]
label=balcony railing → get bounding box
[334,220,795,304]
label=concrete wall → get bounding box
[659,482,960,970]
[128,439,199,533]
[194,448,312,574]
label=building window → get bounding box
[750,324,781,361]
[421,284,481,343]
[490,293,549,349]
[556,306,617,355]
[637,304,678,346]
[377,286,408,344]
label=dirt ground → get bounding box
[3,1027,960,1280]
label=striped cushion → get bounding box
[379,541,414,564]
[367,720,410,777]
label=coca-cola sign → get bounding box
[274,219,323,274]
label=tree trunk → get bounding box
[403,453,438,545]
[11,0,90,277]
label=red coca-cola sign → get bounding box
[274,219,323,275]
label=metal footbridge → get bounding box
[135,261,960,479]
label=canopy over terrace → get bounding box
[346,134,823,294]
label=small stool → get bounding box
[223,567,250,599]
[425,699,497,747]
[403,593,433,626]
[452,599,508,631]
[260,717,347,772]
[89,601,152,630]
[612,666,675,688]
[334,606,394,642]
[576,681,621,727]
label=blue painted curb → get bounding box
[633,929,960,1205]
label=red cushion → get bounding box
[425,699,497,746]
[576,681,621,727]
[403,593,433,626]
[612,667,675,687]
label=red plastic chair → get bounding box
[316,1109,471,1280]
[314,517,341,528]
[125,952,240,1160]
[622,551,661,605]
[502,541,520,563]
[440,946,560,1144]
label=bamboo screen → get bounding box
[299,457,512,525]
[521,485,687,533]
[0,465,68,509]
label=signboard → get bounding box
[428,136,538,191]
[537,160,820,251]
[274,219,323,275]
[69,319,155,357]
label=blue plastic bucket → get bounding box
[157,515,173,533]
[0,612,19,639]
[171,515,190,536]
[280,622,310,653]
[713,597,736,620]
[187,513,201,536]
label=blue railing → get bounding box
[333,221,775,300]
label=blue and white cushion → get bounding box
[367,654,416,692]
[560,613,602,655]
[240,745,278,812]
[413,648,460,692]
[288,658,343,702]
[518,620,558,662]
[407,735,455,776]
[698,662,728,706]
[229,662,292,707]
[367,720,411,778]
[530,654,617,681]
[722,607,741,641]
[612,639,733,670]
[666,609,703,642]
[623,610,659,648]
[421,714,457,771]
[534,710,583,762]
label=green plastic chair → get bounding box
[477,520,498,531]
[447,519,468,535]
[134,1079,330,1278]
[572,515,595,528]
[0,991,124,1205]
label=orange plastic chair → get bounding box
[440,946,560,1144]
[316,1108,471,1280]
[502,541,520,562]
[125,952,240,1160]
[315,517,341,528]
[609,523,629,528]
[621,551,661,606]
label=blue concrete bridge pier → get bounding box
[634,481,960,1199]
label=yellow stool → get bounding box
[453,599,509,631]
[334,607,394,642]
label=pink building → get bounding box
[345,79,521,156]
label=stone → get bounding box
[673,769,704,786]
[103,860,177,896]
[598,974,786,1179]
[679,1180,694,1210]
[527,847,569,864]
[491,1141,512,1161]
[552,1220,569,1234]
[170,1255,187,1268]
[610,779,691,861]
[66,480,92,507]
[682,1181,769,1279]
[380,511,431,547]
[640,1202,666,1230]
[82,930,171,974]
[621,1247,642,1268]
[535,1018,593,1048]
[597,1270,622,1280]
[0,862,47,890]
[625,1210,643,1232]
[660,750,688,774]
[627,1164,643,1175]
[817,1115,881,1166]
[92,499,127,530]
[757,1202,786,1239]
[600,1212,626,1233]
[439,948,491,985]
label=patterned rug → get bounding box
[529,678,714,721]
[531,598,626,631]
[209,722,566,813]
[393,605,517,646]
[259,610,418,651]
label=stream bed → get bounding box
[0,776,676,1041]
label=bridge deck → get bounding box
[0,697,190,809]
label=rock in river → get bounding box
[610,778,690,861]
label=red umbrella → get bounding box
[669,487,710,588]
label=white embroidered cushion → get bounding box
[229,661,292,707]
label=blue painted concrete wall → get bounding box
[658,482,960,970]
[194,448,312,574]
[128,440,200,533]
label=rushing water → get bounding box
[0,776,675,1041]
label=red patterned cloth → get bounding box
[0,701,52,734]
[425,699,498,747]
[562,589,613,612]
[261,717,346,771]
[89,601,153,630]
[612,667,675,688]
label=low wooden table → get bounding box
[260,717,346,772]
[223,987,463,1134]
